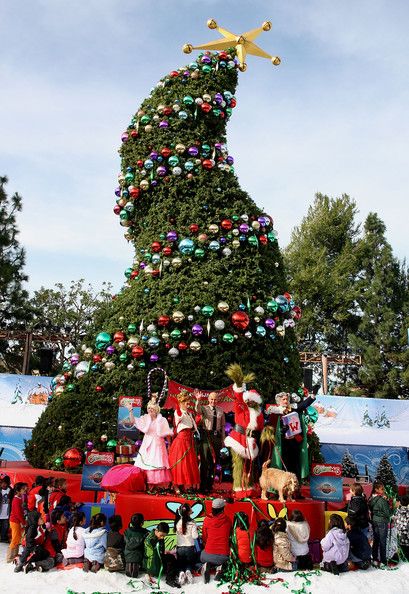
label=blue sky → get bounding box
[1,0,408,294]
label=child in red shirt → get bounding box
[6,482,28,563]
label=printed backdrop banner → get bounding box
[0,373,51,406]
[165,379,235,412]
[117,396,142,440]
[312,395,409,447]
[0,426,32,461]
[321,443,409,486]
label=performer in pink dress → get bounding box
[126,398,173,490]
[168,391,200,493]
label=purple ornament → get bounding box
[201,55,211,64]
[157,166,167,177]
[135,439,142,448]
[150,151,159,160]
[150,353,159,362]
[216,464,222,472]
[70,354,80,365]
[214,143,222,151]
[258,216,268,226]
[166,231,178,242]
[121,133,129,142]
[265,318,276,329]
[226,155,234,165]
[214,93,223,105]
[86,440,94,450]
[159,120,169,129]
[219,236,227,244]
[192,324,203,336]
[239,223,249,234]
[115,187,121,197]
[183,70,190,77]
[139,262,146,269]
[225,422,233,434]
[150,180,158,187]
[188,146,199,157]
[106,345,116,355]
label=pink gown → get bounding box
[134,414,173,485]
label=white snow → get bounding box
[1,543,409,594]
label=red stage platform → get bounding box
[115,493,326,541]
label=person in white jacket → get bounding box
[61,511,86,565]
[286,510,313,570]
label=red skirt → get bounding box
[169,429,200,487]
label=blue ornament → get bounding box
[178,111,188,120]
[144,288,150,294]
[148,336,160,349]
[184,160,194,171]
[178,238,195,255]
[256,325,266,337]
[168,155,180,167]
[208,240,220,251]
[210,337,218,345]
[238,303,246,311]
[144,159,154,170]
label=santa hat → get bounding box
[243,388,262,405]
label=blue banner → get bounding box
[0,426,32,461]
[310,475,344,502]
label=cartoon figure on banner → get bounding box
[265,390,316,482]
[126,396,173,490]
[224,364,264,493]
[167,390,200,494]
[195,390,226,493]
[118,396,142,440]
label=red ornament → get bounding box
[169,71,179,78]
[130,129,138,138]
[201,103,212,113]
[292,306,302,320]
[219,51,228,60]
[161,147,172,158]
[113,331,125,343]
[231,311,250,330]
[283,292,292,300]
[158,314,171,327]
[95,385,104,393]
[113,205,120,215]
[165,343,171,349]
[189,224,199,233]
[131,345,145,359]
[230,98,237,108]
[202,159,213,170]
[93,354,102,363]
[130,270,139,279]
[259,235,268,245]
[221,219,233,230]
[162,246,172,256]
[178,341,188,351]
[151,241,162,252]
[129,186,140,199]
[63,448,82,469]
[151,269,160,278]
[163,106,173,116]
[137,160,143,168]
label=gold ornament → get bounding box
[183,19,281,71]
[217,301,229,313]
[172,311,185,323]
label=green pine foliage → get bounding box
[26,50,302,468]
[0,176,32,371]
[375,454,398,494]
[341,450,359,477]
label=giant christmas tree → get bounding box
[26,21,303,468]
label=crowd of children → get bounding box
[0,473,408,585]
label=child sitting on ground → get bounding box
[61,511,86,565]
[272,518,296,571]
[255,520,274,569]
[144,521,180,588]
[234,512,252,565]
[49,508,68,564]
[83,512,107,573]
[286,509,313,570]
[104,514,125,572]
[124,513,148,578]
[394,494,409,561]
[321,514,350,575]
[14,511,56,573]
[345,516,371,570]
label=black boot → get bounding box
[329,560,339,575]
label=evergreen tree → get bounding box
[26,49,303,468]
[341,450,359,477]
[350,213,408,398]
[375,454,398,494]
[284,193,361,354]
[0,176,31,371]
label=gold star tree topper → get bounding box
[183,19,281,72]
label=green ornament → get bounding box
[194,248,205,259]
[297,387,304,397]
[202,64,212,74]
[127,323,137,333]
[124,172,134,182]
[62,361,71,372]
[159,233,166,240]
[267,231,277,242]
[124,267,133,278]
[119,210,129,221]
[170,329,182,340]
[54,457,63,468]
[66,384,75,392]
[201,305,215,318]
[144,253,152,262]
[119,352,128,362]
[140,115,151,125]
[248,236,258,247]
[173,296,180,304]
[183,95,194,105]
[266,299,279,313]
[226,107,232,117]
[222,333,234,344]
[106,439,117,450]
[95,332,112,350]
[213,108,221,117]
[139,361,146,368]
[232,215,239,221]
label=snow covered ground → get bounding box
[1,542,409,594]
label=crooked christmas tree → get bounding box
[26,20,304,468]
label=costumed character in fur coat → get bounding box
[126,397,173,490]
[224,364,264,492]
[266,390,316,482]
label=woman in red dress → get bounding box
[169,391,200,493]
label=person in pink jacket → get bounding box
[321,514,350,575]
